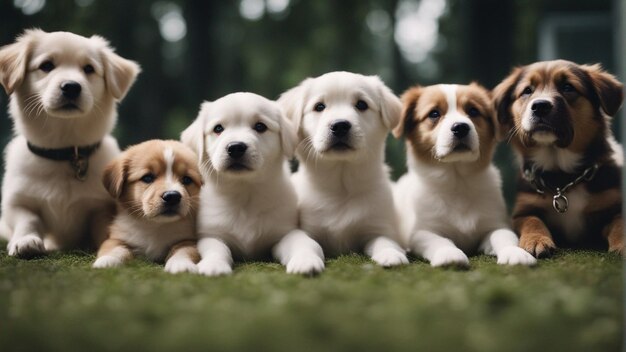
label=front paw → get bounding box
[165,258,198,274]
[197,258,232,277]
[497,246,537,266]
[608,244,624,257]
[519,234,556,258]
[430,247,469,268]
[93,255,124,268]
[8,234,45,258]
[286,253,325,275]
[371,248,409,267]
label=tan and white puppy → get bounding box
[93,140,202,273]
[393,84,536,267]
[278,71,408,267]
[0,29,140,257]
[182,92,325,276]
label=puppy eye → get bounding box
[181,176,193,185]
[355,100,368,111]
[39,61,55,73]
[467,107,480,118]
[253,122,268,133]
[428,109,441,119]
[314,102,326,112]
[521,86,533,96]
[213,124,224,134]
[83,64,95,74]
[141,173,156,184]
[562,83,576,93]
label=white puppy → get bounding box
[393,83,536,267]
[181,92,325,276]
[0,29,140,257]
[277,71,408,267]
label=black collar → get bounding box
[26,141,101,181]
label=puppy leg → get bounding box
[409,230,469,268]
[514,216,556,258]
[164,240,200,274]
[365,236,409,267]
[273,229,325,275]
[93,238,132,268]
[6,207,45,258]
[604,216,624,256]
[89,205,116,250]
[197,237,233,277]
[480,228,537,266]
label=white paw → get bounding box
[286,253,325,275]
[8,234,45,257]
[430,247,469,267]
[93,255,124,268]
[371,248,409,267]
[497,246,537,266]
[197,258,232,277]
[165,258,198,274]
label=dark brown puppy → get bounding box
[493,60,624,257]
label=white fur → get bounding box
[435,84,480,162]
[278,71,408,267]
[181,92,324,276]
[0,30,140,256]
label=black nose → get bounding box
[227,142,248,159]
[451,122,470,139]
[531,99,553,117]
[330,120,352,137]
[61,81,82,100]
[162,191,182,206]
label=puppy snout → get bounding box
[451,122,470,139]
[162,191,182,206]
[330,120,352,137]
[61,81,82,100]
[531,100,553,118]
[227,142,248,159]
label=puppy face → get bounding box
[278,71,401,162]
[181,92,297,179]
[394,83,496,165]
[103,140,203,223]
[493,60,623,153]
[0,29,140,119]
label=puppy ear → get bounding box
[102,158,127,199]
[393,86,422,138]
[0,29,41,95]
[93,35,141,100]
[181,102,209,167]
[582,64,624,117]
[370,76,402,131]
[279,109,298,159]
[493,67,523,140]
[277,79,310,138]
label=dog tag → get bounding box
[552,193,569,213]
[71,155,89,181]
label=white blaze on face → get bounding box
[434,84,479,162]
[164,147,175,187]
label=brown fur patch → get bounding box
[514,216,556,257]
[166,239,200,263]
[96,237,133,260]
[604,216,624,255]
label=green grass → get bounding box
[0,248,622,352]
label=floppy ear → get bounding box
[393,86,422,138]
[278,109,298,159]
[93,35,141,100]
[492,67,523,139]
[582,64,624,117]
[102,158,127,199]
[277,79,310,138]
[370,76,402,131]
[0,29,41,95]
[181,102,209,167]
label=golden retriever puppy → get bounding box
[493,60,624,257]
[93,140,203,273]
[277,71,409,267]
[393,84,536,267]
[0,29,140,257]
[182,92,325,276]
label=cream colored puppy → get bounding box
[0,29,140,257]
[278,71,409,267]
[182,92,325,276]
[93,140,203,274]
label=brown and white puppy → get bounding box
[93,140,203,274]
[394,84,536,267]
[0,29,140,257]
[493,60,624,257]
